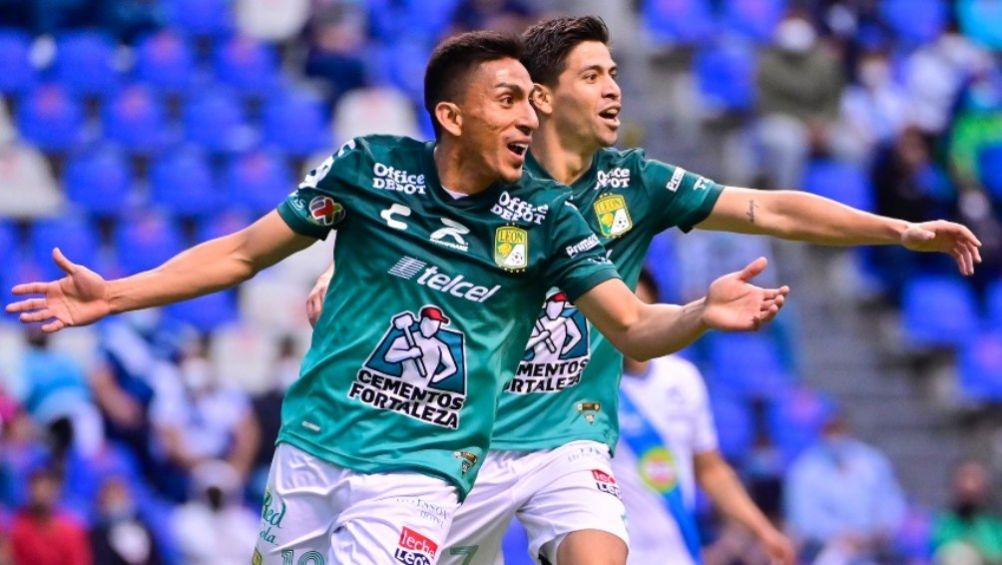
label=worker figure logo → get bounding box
[505,291,590,394]
[348,306,467,429]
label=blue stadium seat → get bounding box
[63,144,133,217]
[115,213,184,273]
[164,291,238,332]
[214,36,281,96]
[0,221,15,261]
[197,210,251,243]
[721,0,787,42]
[707,333,790,397]
[103,84,171,156]
[183,88,256,154]
[150,147,219,217]
[902,275,979,348]
[54,31,120,97]
[959,332,1002,400]
[801,159,875,212]
[224,150,294,214]
[16,84,84,152]
[0,28,36,95]
[986,280,1002,331]
[767,387,834,464]
[976,144,1002,201]
[694,44,755,113]
[880,0,947,44]
[367,0,460,42]
[162,0,233,38]
[894,506,934,562]
[710,393,753,460]
[135,31,197,95]
[642,0,715,45]
[262,89,329,157]
[29,216,99,280]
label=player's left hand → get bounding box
[901,220,982,276]
[306,272,332,327]
[759,527,796,565]
[702,257,790,332]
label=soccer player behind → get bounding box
[308,16,979,565]
[7,31,789,564]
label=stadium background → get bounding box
[0,0,1001,563]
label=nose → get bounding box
[603,76,621,101]
[516,99,538,135]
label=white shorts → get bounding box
[441,440,628,565]
[252,443,460,565]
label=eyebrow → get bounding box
[494,82,528,96]
[579,64,616,74]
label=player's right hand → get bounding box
[5,248,111,333]
[306,273,331,327]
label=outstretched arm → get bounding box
[698,187,982,275]
[575,257,789,361]
[7,211,316,332]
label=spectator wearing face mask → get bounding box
[841,49,909,167]
[89,476,162,565]
[170,460,258,565]
[932,460,1002,564]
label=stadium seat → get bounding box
[262,89,330,157]
[63,143,133,217]
[103,84,171,155]
[162,0,233,38]
[707,333,790,397]
[370,38,434,106]
[135,31,197,95]
[767,387,834,463]
[29,216,100,280]
[694,44,755,113]
[894,506,934,562]
[165,291,238,332]
[224,150,294,214]
[801,159,875,212]
[709,393,753,460]
[214,36,281,96]
[16,84,85,152]
[150,146,219,217]
[182,88,257,154]
[880,0,947,44]
[902,275,979,348]
[721,0,787,43]
[986,279,1002,331]
[367,0,460,42]
[976,144,1002,201]
[115,212,184,273]
[959,331,1002,400]
[642,0,715,45]
[54,31,121,97]
[197,210,252,243]
[0,28,36,95]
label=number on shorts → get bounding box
[448,545,479,565]
[281,550,325,565]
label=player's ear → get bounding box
[530,83,553,116]
[435,101,463,137]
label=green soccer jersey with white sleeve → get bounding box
[490,147,724,452]
[275,135,619,498]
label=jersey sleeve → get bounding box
[631,150,724,233]
[542,197,621,302]
[276,139,362,239]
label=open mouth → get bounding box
[598,107,621,125]
[507,142,529,158]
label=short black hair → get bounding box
[522,16,610,87]
[424,31,524,139]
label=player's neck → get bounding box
[531,123,596,186]
[434,141,497,195]
[623,358,649,377]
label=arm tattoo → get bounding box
[746,199,757,224]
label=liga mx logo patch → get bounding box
[308,195,344,227]
[494,226,528,271]
[593,193,632,238]
[395,527,438,565]
[349,306,467,429]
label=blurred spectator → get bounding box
[2,327,103,459]
[170,460,257,565]
[248,335,298,498]
[334,87,421,143]
[932,460,1002,564]
[0,410,48,511]
[236,0,309,42]
[753,12,845,189]
[786,411,907,563]
[304,4,368,105]
[150,335,259,500]
[9,467,92,565]
[840,49,909,166]
[0,99,64,219]
[449,0,533,34]
[89,476,162,565]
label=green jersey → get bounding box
[275,135,619,497]
[490,148,724,452]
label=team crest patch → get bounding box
[396,527,438,565]
[348,306,467,429]
[592,469,622,498]
[308,195,344,227]
[593,193,632,238]
[494,226,528,271]
[638,446,678,493]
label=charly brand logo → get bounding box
[349,306,467,429]
[596,167,630,189]
[593,193,633,238]
[388,257,501,303]
[494,226,528,271]
[257,489,287,546]
[395,527,438,565]
[507,291,590,395]
[373,162,426,195]
[429,217,470,252]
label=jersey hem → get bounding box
[489,431,616,455]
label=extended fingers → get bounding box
[6,297,48,313]
[41,319,66,333]
[11,282,50,296]
[19,309,55,323]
